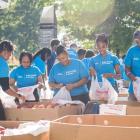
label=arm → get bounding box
[90,67,96,77]
[125,66,136,81]
[9,78,18,92]
[103,64,121,79]
[0,77,25,101]
[66,77,88,91]
[5,88,25,100]
[37,75,44,89]
[49,82,64,90]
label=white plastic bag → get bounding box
[53,86,72,101]
[0,87,17,108]
[133,77,140,101]
[40,80,53,100]
[89,77,118,104]
[18,85,38,101]
[4,120,50,136]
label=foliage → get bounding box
[110,0,140,56]
[58,0,140,55]
[0,0,55,56]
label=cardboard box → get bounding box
[100,104,127,115]
[116,101,140,115]
[50,115,140,140]
[0,121,48,140]
[5,102,82,121]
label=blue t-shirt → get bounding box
[49,59,89,96]
[82,58,91,70]
[32,56,46,74]
[47,52,56,75]
[82,58,92,80]
[120,63,129,81]
[0,56,9,77]
[124,45,140,94]
[67,48,78,59]
[10,65,42,88]
[90,52,120,85]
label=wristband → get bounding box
[126,72,131,76]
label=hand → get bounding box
[103,73,113,78]
[130,75,137,81]
[133,77,137,81]
[90,68,96,77]
[66,84,75,91]
[56,83,64,89]
[14,87,19,92]
[113,74,121,79]
[18,95,26,102]
[38,82,44,89]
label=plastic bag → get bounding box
[89,77,118,104]
[4,120,50,136]
[40,80,53,100]
[133,77,140,101]
[0,87,17,108]
[18,85,38,101]
[53,86,72,101]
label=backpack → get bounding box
[83,101,100,114]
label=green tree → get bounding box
[58,0,115,48]
[0,0,55,56]
[109,0,140,56]
[58,0,140,55]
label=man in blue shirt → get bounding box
[49,45,89,104]
[125,30,140,101]
[67,43,78,59]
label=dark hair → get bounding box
[50,39,60,48]
[56,45,67,56]
[96,33,108,45]
[19,52,33,64]
[77,49,86,57]
[85,50,94,58]
[33,48,51,61]
[70,43,77,49]
[133,30,140,39]
[122,54,126,60]
[0,40,14,53]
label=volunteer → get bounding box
[90,33,121,92]
[32,47,51,77]
[47,39,60,75]
[124,30,140,101]
[77,48,86,60]
[82,50,95,89]
[10,52,43,102]
[0,40,25,120]
[49,45,89,104]
[67,43,78,59]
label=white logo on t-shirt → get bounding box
[66,70,77,76]
[102,61,113,64]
